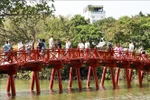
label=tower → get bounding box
[83,5,106,23]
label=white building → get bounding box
[83,5,106,23]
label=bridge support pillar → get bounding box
[125,68,131,88]
[115,67,120,89]
[30,71,40,94]
[6,74,16,96]
[68,64,82,92]
[76,67,82,91]
[110,67,116,89]
[86,66,99,90]
[56,69,63,93]
[138,70,145,87]
[49,68,55,91]
[100,66,107,90]
[49,67,62,93]
[30,72,35,91]
[6,76,11,93]
[35,71,40,94]
[68,67,73,90]
[92,67,99,90]
[86,66,92,89]
[128,68,133,82]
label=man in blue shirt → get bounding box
[3,41,10,53]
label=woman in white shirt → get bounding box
[78,40,84,50]
[66,38,71,49]
[49,35,54,49]
[85,40,90,49]
[129,41,134,52]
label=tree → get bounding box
[0,0,55,23]
[0,0,55,45]
[71,24,101,48]
[94,17,116,41]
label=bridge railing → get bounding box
[14,49,39,65]
[1,48,150,67]
[84,48,100,60]
[97,50,114,63]
[0,51,11,65]
[113,50,135,61]
[0,49,19,65]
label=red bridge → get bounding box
[0,48,149,96]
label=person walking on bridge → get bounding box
[78,40,85,50]
[55,39,62,49]
[129,41,134,52]
[49,35,55,49]
[114,43,122,57]
[3,40,11,61]
[85,39,90,49]
[65,38,71,56]
[3,41,10,53]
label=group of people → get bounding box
[112,41,146,57]
[3,36,146,57]
[48,35,90,50]
[113,41,135,53]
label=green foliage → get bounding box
[0,8,150,51]
[0,0,54,23]
[72,24,101,47]
[0,0,54,45]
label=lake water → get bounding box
[0,79,150,100]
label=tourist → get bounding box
[38,39,44,52]
[55,39,62,49]
[31,36,35,50]
[3,41,11,61]
[3,41,10,53]
[7,39,11,51]
[85,39,90,49]
[41,39,46,55]
[107,41,112,51]
[129,41,134,52]
[64,38,71,56]
[18,41,24,51]
[66,38,71,49]
[25,40,31,53]
[78,40,85,50]
[114,43,122,57]
[49,35,55,49]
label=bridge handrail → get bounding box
[0,48,150,67]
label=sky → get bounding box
[53,1,150,19]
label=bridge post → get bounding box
[34,71,40,94]
[125,68,131,88]
[115,67,120,89]
[68,67,73,90]
[138,69,145,87]
[86,66,92,89]
[56,69,62,93]
[76,67,82,91]
[30,72,35,91]
[110,67,116,89]
[6,76,11,93]
[30,71,40,94]
[100,66,107,90]
[128,68,133,83]
[141,70,145,83]
[49,68,56,91]
[9,74,16,96]
[92,67,99,90]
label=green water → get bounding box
[1,79,150,100]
